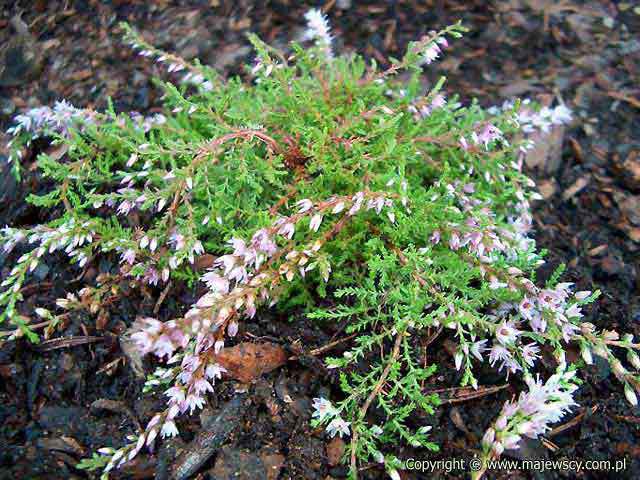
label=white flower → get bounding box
[574,290,591,300]
[205,363,226,381]
[332,201,345,214]
[469,340,488,361]
[581,345,593,365]
[304,9,333,59]
[326,417,350,438]
[495,321,521,345]
[309,214,323,232]
[489,276,508,290]
[521,343,540,367]
[296,198,313,213]
[454,350,464,370]
[551,105,572,124]
[624,384,638,406]
[184,394,205,414]
[312,397,337,422]
[388,468,401,480]
[160,421,179,438]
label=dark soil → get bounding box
[1,1,639,479]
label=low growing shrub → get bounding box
[2,9,638,480]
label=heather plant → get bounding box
[2,9,639,480]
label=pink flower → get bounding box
[153,334,177,358]
[192,378,213,395]
[521,343,540,367]
[565,303,582,319]
[495,321,521,345]
[202,271,229,294]
[488,345,511,366]
[183,394,205,414]
[117,200,133,215]
[348,192,364,216]
[561,322,580,342]
[205,363,226,380]
[296,199,313,213]
[144,267,160,286]
[165,386,186,405]
[309,214,323,232]
[528,310,546,333]
[449,232,460,250]
[227,321,238,337]
[277,222,295,239]
[477,124,502,148]
[422,43,441,64]
[251,229,277,256]
[489,276,508,290]
[538,289,560,309]
[431,94,446,109]
[131,331,153,354]
[518,296,536,320]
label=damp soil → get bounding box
[1,1,639,479]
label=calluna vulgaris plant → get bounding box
[2,10,639,480]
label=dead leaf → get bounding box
[214,342,287,383]
[195,254,215,271]
[326,436,345,466]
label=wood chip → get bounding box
[588,244,608,256]
[562,175,590,200]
